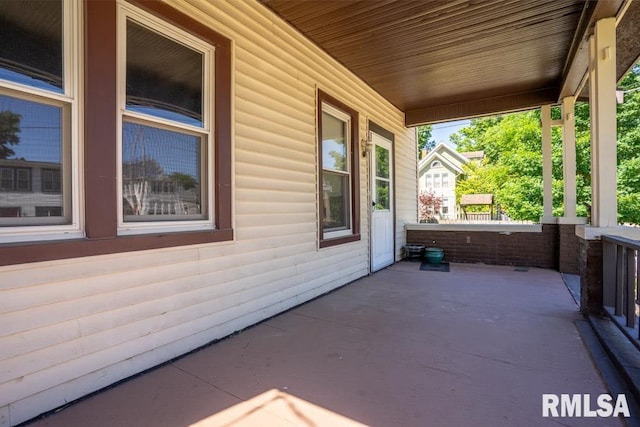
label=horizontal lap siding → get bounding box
[0,0,415,425]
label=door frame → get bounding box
[368,121,396,271]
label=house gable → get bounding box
[418,143,467,177]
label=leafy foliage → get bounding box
[0,110,21,159]
[417,125,434,159]
[616,66,640,224]
[170,172,198,190]
[453,111,555,221]
[122,157,164,179]
[451,64,640,223]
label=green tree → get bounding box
[170,172,198,190]
[0,110,21,159]
[616,65,640,224]
[417,125,434,159]
[454,111,558,221]
[451,65,640,224]
[455,160,508,206]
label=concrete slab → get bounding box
[26,262,625,427]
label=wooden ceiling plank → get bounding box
[261,0,638,119]
[312,0,571,48]
[310,1,468,42]
[315,0,515,46]
[334,21,576,73]
[323,3,579,55]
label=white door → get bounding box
[370,132,394,271]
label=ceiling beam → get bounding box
[559,0,625,100]
[405,88,558,127]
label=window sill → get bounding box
[0,228,84,245]
[319,233,361,248]
[0,227,233,266]
[117,222,215,236]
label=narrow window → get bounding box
[118,5,213,233]
[426,174,433,189]
[442,172,449,188]
[15,168,30,191]
[318,91,359,246]
[0,168,14,191]
[41,168,61,193]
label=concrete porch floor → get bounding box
[26,262,626,427]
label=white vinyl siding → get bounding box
[0,0,416,425]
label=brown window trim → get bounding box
[317,90,360,249]
[0,0,233,266]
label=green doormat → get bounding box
[419,262,450,272]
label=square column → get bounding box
[540,105,554,223]
[561,96,578,219]
[579,17,618,314]
[589,17,617,227]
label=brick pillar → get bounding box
[578,237,603,314]
[558,224,580,274]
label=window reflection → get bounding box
[0,0,63,92]
[322,112,347,171]
[0,95,64,221]
[126,20,203,126]
[375,145,389,179]
[376,179,389,210]
[322,171,350,231]
[122,122,203,220]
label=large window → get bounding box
[0,0,79,235]
[118,4,213,234]
[318,91,360,247]
[0,1,233,265]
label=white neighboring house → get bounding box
[0,159,63,219]
[417,142,483,220]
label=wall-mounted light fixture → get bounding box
[361,130,373,157]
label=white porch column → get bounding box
[540,104,554,223]
[561,96,578,219]
[589,17,617,227]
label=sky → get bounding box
[430,119,470,147]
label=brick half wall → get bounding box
[406,224,559,269]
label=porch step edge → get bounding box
[577,318,640,426]
[586,315,640,414]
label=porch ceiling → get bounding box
[261,0,640,126]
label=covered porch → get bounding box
[263,0,640,315]
[26,263,628,426]
[3,1,640,425]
